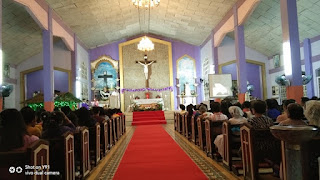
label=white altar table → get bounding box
[133,98,164,110]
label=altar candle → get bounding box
[160,93,163,97]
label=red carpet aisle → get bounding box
[132,111,166,125]
[113,125,207,180]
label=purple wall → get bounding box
[89,34,203,109]
[26,70,69,99]
[221,62,262,99]
[221,63,237,80]
[89,40,126,61]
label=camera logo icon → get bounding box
[9,167,15,174]
[16,166,23,174]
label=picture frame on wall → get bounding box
[273,54,280,68]
[272,86,279,96]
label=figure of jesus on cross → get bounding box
[136,54,156,87]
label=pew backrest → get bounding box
[0,139,49,180]
[240,124,281,180]
[80,127,90,177]
[64,132,75,180]
[191,115,196,144]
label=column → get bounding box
[71,33,77,97]
[43,8,54,111]
[212,35,219,74]
[0,0,3,111]
[303,38,314,98]
[234,6,247,103]
[280,0,303,103]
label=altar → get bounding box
[132,98,164,111]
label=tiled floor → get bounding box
[91,124,240,180]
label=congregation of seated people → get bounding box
[0,106,124,151]
[0,105,125,180]
[176,96,320,178]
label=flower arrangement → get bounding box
[133,103,162,111]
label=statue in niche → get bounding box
[184,82,191,96]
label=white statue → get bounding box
[136,55,156,80]
[185,82,191,96]
[100,87,110,100]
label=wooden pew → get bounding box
[119,115,123,137]
[46,132,75,180]
[112,118,117,143]
[184,113,190,139]
[174,112,177,131]
[89,123,101,167]
[197,117,206,151]
[74,127,90,179]
[100,120,109,156]
[122,114,126,133]
[108,119,114,147]
[191,115,198,145]
[221,122,242,170]
[181,113,186,136]
[299,136,320,180]
[177,113,182,133]
[116,116,121,140]
[205,120,225,158]
[0,139,49,180]
[235,123,281,179]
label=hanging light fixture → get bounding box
[138,36,154,51]
[136,1,156,52]
[132,0,160,9]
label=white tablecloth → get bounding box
[133,98,164,110]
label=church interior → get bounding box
[0,0,320,179]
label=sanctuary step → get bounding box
[132,111,166,125]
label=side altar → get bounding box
[133,98,164,111]
[91,55,120,108]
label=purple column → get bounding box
[71,34,77,96]
[303,38,314,98]
[43,8,54,104]
[88,52,92,101]
[212,35,219,74]
[280,0,302,86]
[234,6,247,94]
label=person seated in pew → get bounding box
[193,104,201,117]
[92,106,105,123]
[0,109,39,151]
[242,101,253,119]
[42,111,76,139]
[276,99,295,123]
[214,106,247,156]
[198,105,212,119]
[304,100,320,127]
[228,106,247,125]
[179,104,187,115]
[209,102,228,121]
[248,100,273,129]
[221,100,232,119]
[20,106,42,138]
[77,107,97,128]
[266,99,281,121]
[279,104,307,126]
[110,109,119,119]
[187,104,194,118]
[61,106,79,128]
[116,109,123,116]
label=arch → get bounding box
[218,59,267,100]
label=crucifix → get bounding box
[136,54,156,88]
[98,71,113,90]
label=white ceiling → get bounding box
[2,0,320,65]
